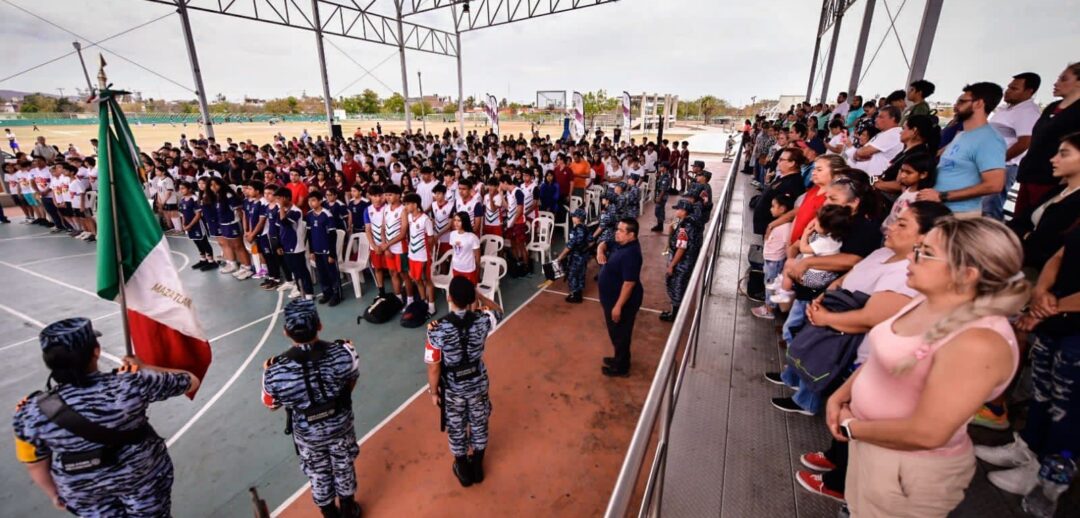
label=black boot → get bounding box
[659,310,676,322]
[339,495,362,518]
[567,291,583,303]
[319,502,341,518]
[470,449,485,484]
[650,224,663,232]
[453,455,474,487]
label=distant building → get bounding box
[1,102,15,113]
[761,95,803,119]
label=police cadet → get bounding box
[12,318,200,516]
[661,199,702,322]
[686,160,714,218]
[425,277,504,487]
[555,208,589,303]
[624,175,641,217]
[651,162,672,232]
[593,192,619,264]
[262,299,361,518]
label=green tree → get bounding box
[442,103,458,115]
[55,96,82,113]
[464,96,476,110]
[19,93,57,113]
[383,93,405,113]
[359,89,380,113]
[410,101,432,117]
[581,89,618,115]
[698,95,730,123]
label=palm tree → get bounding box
[699,95,721,124]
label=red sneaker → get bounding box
[800,451,837,471]
[795,470,845,503]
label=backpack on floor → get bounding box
[399,299,430,328]
[744,244,765,302]
[362,293,403,324]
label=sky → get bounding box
[2,0,1078,107]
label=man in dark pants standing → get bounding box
[597,217,644,377]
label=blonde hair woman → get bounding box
[825,218,1029,517]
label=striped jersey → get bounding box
[407,212,435,262]
[482,192,503,228]
[365,203,385,247]
[430,199,456,245]
[383,204,405,254]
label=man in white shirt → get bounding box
[984,72,1042,220]
[415,166,438,211]
[833,92,850,119]
[852,106,903,177]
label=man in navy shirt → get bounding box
[306,192,342,306]
[274,187,314,300]
[597,217,644,377]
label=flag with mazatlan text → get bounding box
[95,88,211,395]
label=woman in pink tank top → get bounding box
[824,218,1029,518]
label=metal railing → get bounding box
[605,142,743,518]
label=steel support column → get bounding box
[906,0,943,85]
[395,1,412,132]
[819,8,845,105]
[175,0,214,139]
[848,0,876,97]
[455,31,465,138]
[310,0,334,136]
[805,0,829,103]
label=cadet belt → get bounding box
[37,392,156,474]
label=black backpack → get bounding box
[399,299,430,328]
[361,293,403,324]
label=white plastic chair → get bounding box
[526,217,554,266]
[340,232,370,299]
[430,250,454,302]
[479,234,504,258]
[537,210,556,224]
[476,255,507,308]
[583,189,597,225]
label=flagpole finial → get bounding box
[97,54,108,90]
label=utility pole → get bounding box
[395,0,412,132]
[417,70,427,134]
[310,0,335,137]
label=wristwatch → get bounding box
[939,191,950,202]
[840,418,856,440]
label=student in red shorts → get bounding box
[404,193,436,316]
[364,184,389,296]
[430,183,456,257]
[500,174,529,267]
[381,184,414,305]
[481,178,503,237]
[449,212,481,284]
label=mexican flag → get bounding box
[95,89,211,395]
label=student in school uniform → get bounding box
[4,162,31,223]
[380,185,415,307]
[258,183,289,290]
[242,180,268,279]
[209,177,253,279]
[404,193,436,316]
[345,184,368,238]
[56,164,79,237]
[430,183,456,257]
[481,178,504,237]
[15,161,41,224]
[325,189,348,244]
[274,186,313,299]
[364,184,389,296]
[500,175,529,267]
[153,166,182,234]
[179,181,216,270]
[197,177,221,263]
[449,211,482,284]
[68,164,95,241]
[305,191,342,306]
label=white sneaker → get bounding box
[975,433,1037,468]
[770,290,793,304]
[288,287,302,298]
[234,268,253,280]
[80,232,93,240]
[253,269,268,279]
[276,281,295,292]
[219,263,237,274]
[987,459,1040,495]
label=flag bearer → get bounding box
[12,318,200,516]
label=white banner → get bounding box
[572,91,584,141]
[487,94,500,136]
[621,91,632,137]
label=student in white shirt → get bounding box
[152,166,183,233]
[448,211,481,285]
[404,193,437,315]
[985,72,1043,220]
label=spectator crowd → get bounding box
[740,61,1080,517]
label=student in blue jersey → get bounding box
[324,189,348,247]
[306,191,343,307]
[13,318,200,517]
[262,299,361,518]
[179,181,217,270]
[263,184,295,293]
[209,177,253,279]
[274,186,314,300]
[345,183,368,238]
[242,180,268,280]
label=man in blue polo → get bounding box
[597,217,644,377]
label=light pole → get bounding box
[72,42,94,97]
[417,70,427,134]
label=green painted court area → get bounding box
[0,221,548,517]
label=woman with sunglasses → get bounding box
[826,218,1028,517]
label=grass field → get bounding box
[13,119,691,154]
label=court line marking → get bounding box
[166,291,285,448]
[0,260,101,299]
[0,310,120,352]
[0,303,122,364]
[20,251,97,266]
[0,233,67,242]
[541,288,665,314]
[271,285,549,516]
